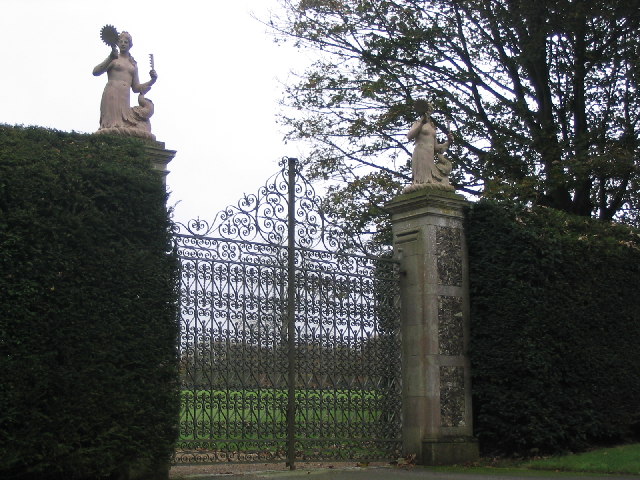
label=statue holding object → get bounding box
[404,99,454,192]
[93,25,157,140]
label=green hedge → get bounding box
[467,200,640,456]
[0,125,180,479]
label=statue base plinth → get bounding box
[403,182,455,194]
[95,126,155,141]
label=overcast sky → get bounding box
[1,0,309,224]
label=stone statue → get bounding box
[404,99,454,192]
[93,26,157,140]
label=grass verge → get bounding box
[425,444,640,476]
[524,443,640,475]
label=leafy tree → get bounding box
[268,0,640,236]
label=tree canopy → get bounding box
[268,0,640,239]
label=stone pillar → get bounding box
[144,140,176,186]
[137,140,176,480]
[386,188,478,465]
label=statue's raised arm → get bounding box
[92,25,157,140]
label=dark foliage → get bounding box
[0,125,180,479]
[467,200,640,456]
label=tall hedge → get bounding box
[0,125,180,479]
[467,200,640,456]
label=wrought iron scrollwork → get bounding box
[173,158,367,253]
[173,156,401,465]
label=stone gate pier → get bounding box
[387,188,479,465]
[145,140,176,186]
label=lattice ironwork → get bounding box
[174,158,366,252]
[173,158,401,466]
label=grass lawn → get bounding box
[523,443,640,475]
[179,388,388,440]
[177,388,400,459]
[429,443,640,476]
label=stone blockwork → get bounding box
[387,188,478,465]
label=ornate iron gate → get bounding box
[173,158,401,466]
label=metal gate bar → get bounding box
[286,157,296,469]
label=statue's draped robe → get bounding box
[409,120,437,184]
[99,58,138,129]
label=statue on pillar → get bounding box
[93,25,157,140]
[404,99,454,192]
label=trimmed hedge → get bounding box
[467,200,640,456]
[0,125,180,479]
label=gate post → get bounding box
[386,188,478,465]
[145,140,176,187]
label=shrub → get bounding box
[467,200,640,456]
[0,125,180,479]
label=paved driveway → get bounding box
[170,464,640,480]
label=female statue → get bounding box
[405,100,454,191]
[93,30,157,139]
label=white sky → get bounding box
[1,0,308,224]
